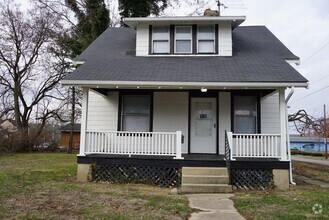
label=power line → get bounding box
[290,85,329,104]
[302,40,329,65]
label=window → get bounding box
[233,96,258,134]
[121,95,151,132]
[175,26,192,53]
[153,26,169,53]
[197,26,215,53]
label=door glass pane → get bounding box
[198,41,214,53]
[194,102,212,136]
[235,116,256,133]
[123,96,150,114]
[176,40,191,53]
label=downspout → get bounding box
[285,86,296,185]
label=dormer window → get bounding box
[152,26,169,53]
[150,24,218,55]
[197,26,215,53]
[175,26,192,53]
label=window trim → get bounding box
[118,91,153,132]
[174,26,192,54]
[197,25,216,54]
[231,93,261,134]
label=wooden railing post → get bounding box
[227,132,235,160]
[174,131,184,159]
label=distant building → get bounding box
[60,124,81,149]
[290,134,327,152]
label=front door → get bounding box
[190,98,217,153]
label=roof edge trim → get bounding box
[61,80,308,88]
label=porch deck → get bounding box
[77,153,288,169]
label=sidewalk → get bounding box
[292,156,329,166]
[186,194,245,220]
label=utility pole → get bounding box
[324,104,328,159]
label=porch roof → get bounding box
[62,26,308,88]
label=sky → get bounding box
[165,0,329,133]
[18,0,329,132]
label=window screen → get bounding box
[121,95,150,132]
[197,26,215,53]
[175,26,192,53]
[234,96,257,134]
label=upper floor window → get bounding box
[153,26,169,53]
[175,26,192,53]
[197,26,215,53]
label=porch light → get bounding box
[201,87,207,92]
[179,86,183,89]
[116,86,119,89]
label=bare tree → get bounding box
[289,109,329,158]
[0,2,69,151]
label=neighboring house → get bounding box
[60,124,81,149]
[62,13,308,191]
[290,134,326,152]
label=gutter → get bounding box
[285,86,296,185]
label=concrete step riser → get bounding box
[182,176,229,184]
[182,167,228,176]
[180,184,232,193]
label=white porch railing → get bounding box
[83,131,183,159]
[226,132,282,159]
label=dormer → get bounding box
[123,16,245,57]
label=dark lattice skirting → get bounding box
[231,169,274,189]
[90,164,181,187]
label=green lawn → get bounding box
[0,153,190,219]
[233,160,329,220]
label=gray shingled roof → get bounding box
[63,26,307,83]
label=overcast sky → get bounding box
[165,0,329,132]
[19,0,329,131]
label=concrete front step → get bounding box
[180,183,232,193]
[182,175,229,184]
[182,167,228,176]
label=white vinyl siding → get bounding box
[87,90,118,131]
[197,26,215,53]
[175,26,192,53]
[218,92,231,154]
[136,24,149,56]
[153,92,189,153]
[261,92,280,133]
[218,21,232,56]
[153,26,169,53]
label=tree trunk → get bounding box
[68,87,75,154]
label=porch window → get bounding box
[175,26,192,53]
[121,95,151,132]
[153,26,170,53]
[233,96,257,134]
[197,26,215,53]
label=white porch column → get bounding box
[78,87,89,156]
[279,88,287,160]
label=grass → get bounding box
[0,153,191,219]
[292,161,329,183]
[233,158,329,220]
[233,185,329,220]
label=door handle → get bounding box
[214,123,216,128]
